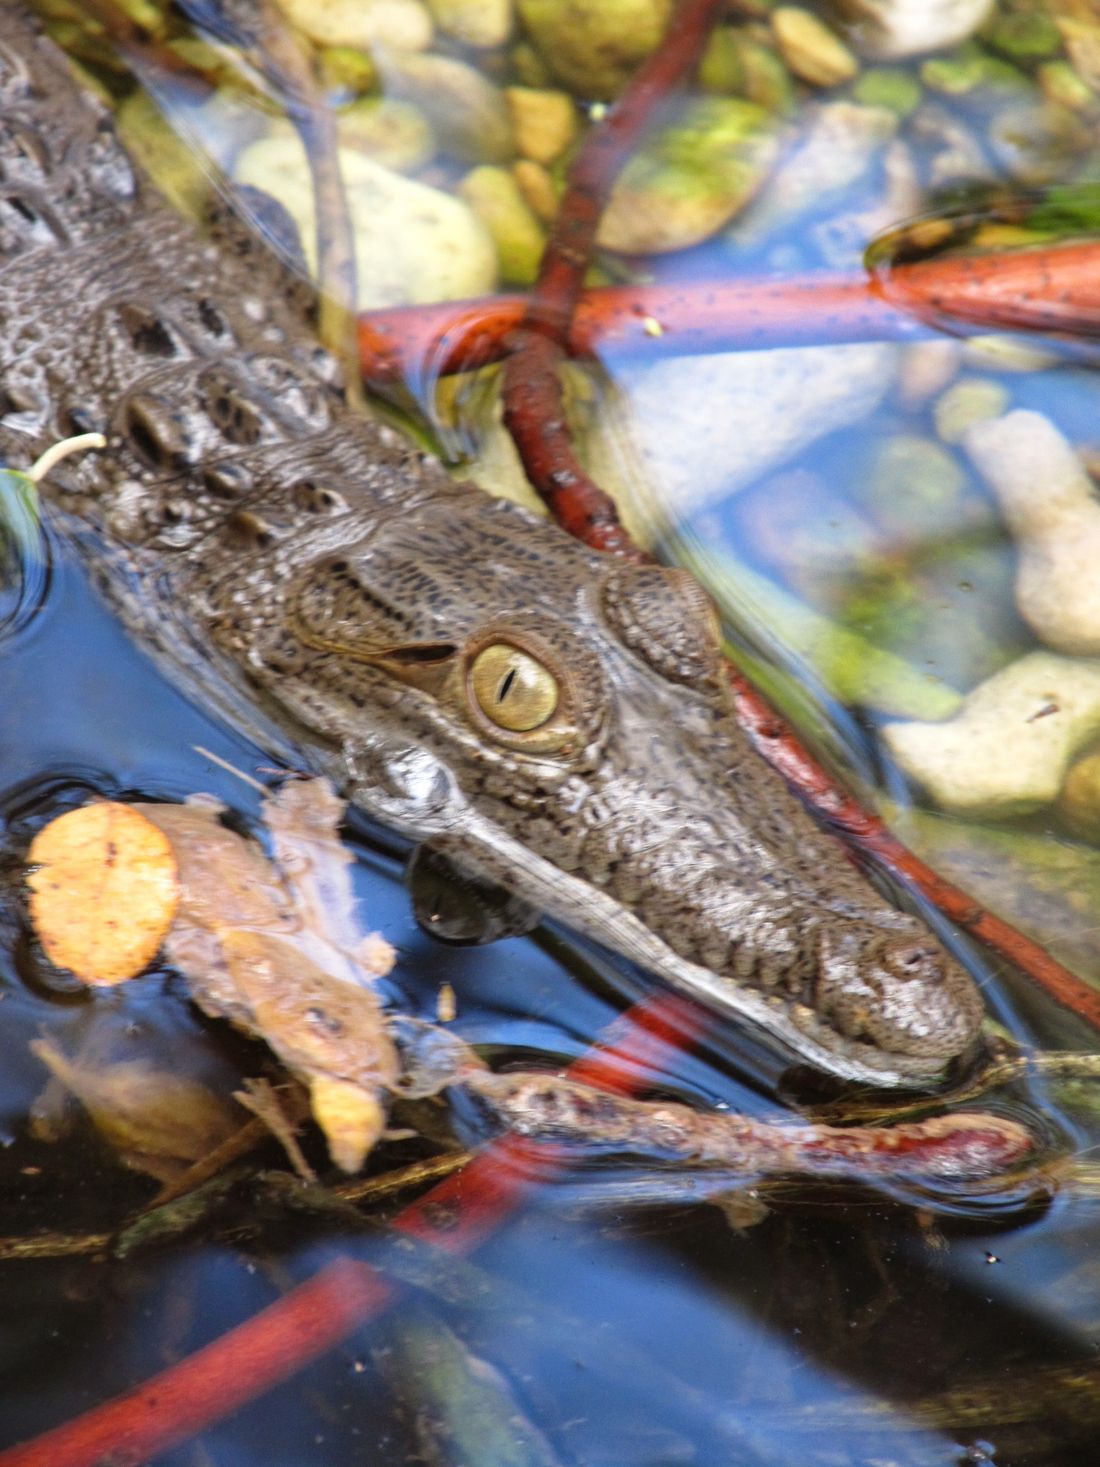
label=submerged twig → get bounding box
[0,1231,110,1263]
[463,1069,1034,1185]
[236,0,366,411]
[333,1148,473,1207]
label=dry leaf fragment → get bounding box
[308,1076,387,1173]
[27,802,179,984]
[29,1033,240,1184]
[142,780,400,1171]
[27,782,401,1172]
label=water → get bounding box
[4,4,1100,1464]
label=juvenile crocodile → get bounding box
[0,8,983,1086]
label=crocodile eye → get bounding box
[470,644,558,732]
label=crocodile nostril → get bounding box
[882,938,943,982]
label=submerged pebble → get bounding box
[458,165,545,285]
[772,7,859,88]
[836,0,995,60]
[505,85,577,165]
[884,652,1100,816]
[601,342,897,522]
[511,157,559,219]
[1058,749,1100,843]
[599,98,777,254]
[965,410,1100,656]
[428,0,513,48]
[235,136,497,306]
[728,101,897,249]
[857,433,965,539]
[382,51,514,164]
[274,0,433,51]
[335,98,436,171]
[516,0,671,98]
[932,377,1009,444]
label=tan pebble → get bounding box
[932,377,1009,444]
[965,409,1100,655]
[1058,749,1100,842]
[428,0,512,49]
[274,0,433,51]
[512,158,559,221]
[772,6,859,88]
[845,0,995,60]
[505,85,577,165]
[884,651,1100,816]
[960,335,1061,374]
[895,339,960,408]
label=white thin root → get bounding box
[28,433,107,484]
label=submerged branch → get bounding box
[360,240,1100,385]
[463,1069,1034,1185]
[236,0,367,411]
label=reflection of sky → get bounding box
[403,1211,961,1467]
[60,1220,966,1467]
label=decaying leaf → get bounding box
[27,802,179,984]
[28,781,400,1172]
[138,781,399,1171]
[29,1031,241,1184]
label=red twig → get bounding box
[872,237,1100,339]
[499,0,725,560]
[359,240,1100,386]
[360,274,909,385]
[0,998,702,1467]
[729,674,1100,1033]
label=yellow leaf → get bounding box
[27,802,180,984]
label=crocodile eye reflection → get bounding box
[470,643,558,732]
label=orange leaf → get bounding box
[27,802,180,984]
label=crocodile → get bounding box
[0,7,984,1087]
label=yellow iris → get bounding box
[470,644,558,732]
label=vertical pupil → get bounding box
[498,667,517,703]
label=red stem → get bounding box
[0,998,701,1467]
[359,240,1100,386]
[729,674,1100,1032]
[524,0,725,340]
[500,0,725,561]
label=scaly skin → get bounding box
[0,10,983,1085]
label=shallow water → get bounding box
[5,3,1100,1464]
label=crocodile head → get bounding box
[205,486,983,1087]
